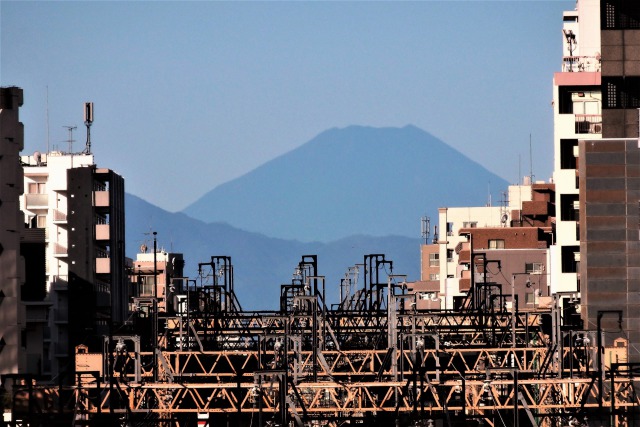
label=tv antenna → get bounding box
[421,216,430,245]
[63,125,77,154]
[563,29,576,71]
[84,102,93,154]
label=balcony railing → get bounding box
[54,310,68,323]
[52,243,68,256]
[25,193,48,209]
[93,191,110,207]
[51,275,69,291]
[575,114,602,134]
[25,307,49,323]
[562,56,601,73]
[95,224,110,240]
[96,258,111,274]
[52,209,67,222]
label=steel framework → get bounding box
[5,254,639,427]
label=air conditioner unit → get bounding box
[590,123,602,134]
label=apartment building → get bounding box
[20,150,126,379]
[551,0,602,296]
[546,0,640,360]
[0,87,26,377]
[416,182,554,310]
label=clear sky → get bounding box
[2,1,573,212]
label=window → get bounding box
[525,262,544,274]
[601,0,640,30]
[488,239,505,249]
[561,194,579,221]
[561,246,580,273]
[139,276,155,296]
[525,292,536,305]
[446,222,454,236]
[429,253,439,267]
[429,273,440,281]
[28,182,46,194]
[447,249,454,262]
[36,215,47,228]
[603,77,640,109]
[560,139,578,170]
[463,222,477,228]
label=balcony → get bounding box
[24,302,51,323]
[459,270,471,292]
[53,310,68,324]
[52,209,67,224]
[52,243,68,257]
[562,56,601,73]
[575,114,602,134]
[95,224,110,240]
[93,191,109,207]
[24,193,48,209]
[96,257,111,274]
[522,200,552,217]
[54,343,69,357]
[51,275,69,291]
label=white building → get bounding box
[550,0,602,295]
[436,205,505,309]
[22,152,95,292]
[20,149,127,380]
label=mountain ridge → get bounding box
[126,193,420,309]
[183,125,510,241]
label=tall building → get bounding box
[601,0,640,137]
[575,0,640,361]
[578,138,640,361]
[0,87,26,377]
[551,0,602,296]
[20,148,127,379]
[549,0,640,361]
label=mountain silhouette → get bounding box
[183,125,509,242]
[126,193,420,309]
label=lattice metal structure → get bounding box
[5,254,639,427]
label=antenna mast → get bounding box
[421,216,430,245]
[84,102,93,154]
[529,133,534,183]
[64,126,77,154]
[46,86,50,154]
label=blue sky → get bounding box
[2,1,572,212]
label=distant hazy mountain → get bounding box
[183,125,509,242]
[126,193,420,310]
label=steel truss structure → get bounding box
[5,255,640,427]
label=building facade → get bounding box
[578,138,640,360]
[417,183,554,310]
[20,151,127,379]
[551,0,602,296]
[0,87,26,377]
[550,0,640,361]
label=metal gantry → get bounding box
[6,254,639,427]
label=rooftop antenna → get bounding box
[519,154,522,185]
[487,182,491,207]
[84,102,93,154]
[529,133,534,183]
[563,29,576,71]
[63,125,77,154]
[46,86,50,154]
[64,125,77,168]
[421,216,430,245]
